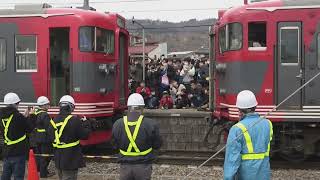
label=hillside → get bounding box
[126,18,216,52]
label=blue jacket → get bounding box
[224,113,272,180]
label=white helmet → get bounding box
[37,96,50,106]
[4,92,21,105]
[127,93,145,107]
[59,95,75,106]
[236,90,258,109]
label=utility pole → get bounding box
[84,0,89,10]
[132,17,146,82]
[142,28,145,81]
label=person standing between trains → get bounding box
[0,92,35,180]
[48,95,91,180]
[224,90,273,180]
[112,93,162,180]
[34,96,55,178]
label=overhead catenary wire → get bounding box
[186,70,320,178]
[0,0,161,5]
[119,8,224,13]
[128,24,213,30]
[0,0,162,8]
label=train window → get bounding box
[219,26,227,53]
[96,27,114,54]
[228,23,243,50]
[219,23,242,53]
[79,27,95,51]
[280,27,300,65]
[0,39,6,72]
[79,26,114,54]
[15,35,37,72]
[248,22,267,51]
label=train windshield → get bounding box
[219,22,242,53]
[79,26,115,54]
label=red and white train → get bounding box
[0,4,129,146]
[211,0,320,160]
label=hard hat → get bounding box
[59,95,75,106]
[4,92,21,105]
[127,93,145,107]
[236,90,258,109]
[37,96,50,106]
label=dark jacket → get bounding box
[34,109,52,144]
[167,65,175,80]
[48,109,91,170]
[0,106,35,157]
[112,112,162,164]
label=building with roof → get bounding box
[168,51,194,59]
[129,41,168,62]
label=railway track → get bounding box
[85,150,320,170]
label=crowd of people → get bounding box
[129,57,210,110]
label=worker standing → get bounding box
[48,95,91,180]
[224,90,273,180]
[34,96,54,178]
[112,93,162,180]
[0,92,35,180]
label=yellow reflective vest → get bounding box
[50,115,80,149]
[1,114,26,145]
[34,109,47,133]
[120,115,152,156]
[235,120,273,160]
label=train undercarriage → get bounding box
[207,117,320,162]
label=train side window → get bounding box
[0,39,6,72]
[228,23,243,50]
[219,23,242,53]
[280,27,300,65]
[219,26,227,53]
[79,27,95,52]
[96,27,114,54]
[248,22,267,51]
[79,26,114,54]
[15,35,37,72]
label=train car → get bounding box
[211,0,320,161]
[0,4,129,146]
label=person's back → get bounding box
[224,90,272,180]
[224,114,271,180]
[112,114,161,164]
[34,96,55,178]
[0,93,35,180]
[112,93,161,180]
[50,112,90,171]
[0,106,33,157]
[48,95,91,180]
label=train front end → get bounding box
[211,0,320,161]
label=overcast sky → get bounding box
[0,0,244,22]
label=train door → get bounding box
[49,28,70,105]
[119,33,126,105]
[277,22,302,109]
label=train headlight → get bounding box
[99,88,107,94]
[219,88,227,96]
[216,63,227,73]
[98,64,116,75]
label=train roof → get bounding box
[0,3,125,26]
[219,0,320,22]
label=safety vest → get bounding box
[50,115,80,149]
[235,120,273,160]
[34,109,47,133]
[1,114,27,145]
[120,115,152,156]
